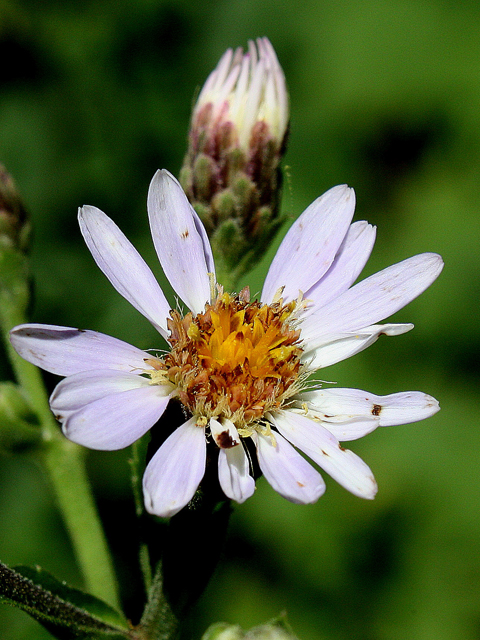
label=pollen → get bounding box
[155,287,304,428]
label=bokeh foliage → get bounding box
[0,0,479,638]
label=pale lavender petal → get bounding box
[211,417,255,502]
[218,445,255,503]
[303,221,376,314]
[243,57,266,138]
[50,370,171,417]
[298,389,379,441]
[309,418,379,442]
[271,411,377,499]
[143,417,206,518]
[301,253,443,344]
[79,206,170,337]
[261,38,288,133]
[147,170,214,314]
[371,391,440,426]
[205,47,233,95]
[305,388,440,428]
[302,323,413,370]
[62,385,171,450]
[10,324,151,376]
[261,185,356,304]
[253,431,326,504]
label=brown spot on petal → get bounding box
[297,481,305,487]
[372,404,382,416]
[321,449,329,456]
[216,430,238,449]
[181,229,189,239]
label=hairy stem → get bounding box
[1,298,121,611]
[138,564,178,640]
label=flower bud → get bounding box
[0,164,30,252]
[180,38,289,285]
[202,619,298,640]
[0,165,31,319]
[202,622,244,640]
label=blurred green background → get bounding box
[0,0,478,638]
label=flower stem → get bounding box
[0,295,121,611]
[129,439,152,595]
[138,564,178,640]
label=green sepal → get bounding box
[0,561,130,639]
[193,201,215,234]
[211,189,236,223]
[193,154,215,201]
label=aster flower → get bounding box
[10,170,443,518]
[180,38,289,284]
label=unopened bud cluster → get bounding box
[180,38,289,284]
[0,164,30,251]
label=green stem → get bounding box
[1,298,121,611]
[138,564,178,640]
[129,440,152,595]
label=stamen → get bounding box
[208,272,216,302]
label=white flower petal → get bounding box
[305,388,440,427]
[218,445,255,503]
[303,221,376,314]
[50,370,157,417]
[79,206,170,337]
[372,391,440,426]
[210,418,254,502]
[9,324,151,376]
[206,47,233,95]
[271,411,377,499]
[147,169,214,314]
[62,385,171,450]
[253,431,326,504]
[302,323,414,370]
[143,417,206,518]
[262,185,356,304]
[242,57,265,139]
[311,418,379,442]
[260,38,288,135]
[301,253,443,344]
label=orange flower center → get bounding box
[150,288,303,429]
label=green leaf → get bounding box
[0,561,131,639]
